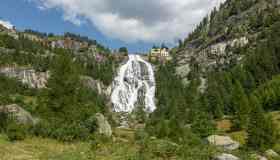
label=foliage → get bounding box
[247,95,278,151]
[191,111,216,138]
[30,50,106,141]
[119,47,128,54]
[0,112,8,132]
[6,120,29,141]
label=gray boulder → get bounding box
[0,104,36,125]
[207,135,240,150]
[95,113,112,137]
[214,153,240,160]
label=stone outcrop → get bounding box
[176,37,248,84]
[0,67,112,98]
[207,135,240,150]
[214,153,240,160]
[0,104,36,125]
[81,76,111,98]
[0,67,49,89]
[95,113,112,137]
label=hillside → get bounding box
[146,0,280,159]
[1,0,280,159]
[174,0,280,84]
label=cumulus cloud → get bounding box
[0,20,14,30]
[31,0,225,43]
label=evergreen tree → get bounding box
[206,74,224,118]
[119,47,128,54]
[247,95,277,151]
[191,111,216,138]
[232,81,250,130]
[46,50,81,114]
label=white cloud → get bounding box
[0,20,14,30]
[31,0,225,43]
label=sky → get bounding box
[0,0,225,53]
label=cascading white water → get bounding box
[111,54,156,113]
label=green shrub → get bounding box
[90,133,111,150]
[83,116,97,133]
[30,119,53,137]
[0,112,8,132]
[52,122,90,142]
[6,121,28,141]
[135,129,149,141]
[191,112,216,138]
[32,119,91,142]
[147,139,179,158]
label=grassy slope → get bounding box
[0,134,93,160]
[0,128,139,160]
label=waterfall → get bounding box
[111,54,156,113]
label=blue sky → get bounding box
[0,0,224,53]
[0,0,155,53]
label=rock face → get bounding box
[207,135,240,150]
[176,37,248,84]
[81,76,111,98]
[0,104,36,125]
[0,67,49,89]
[95,113,112,137]
[214,153,240,160]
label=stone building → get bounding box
[149,47,172,61]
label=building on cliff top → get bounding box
[149,46,172,61]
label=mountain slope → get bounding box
[147,0,280,157]
[174,0,280,84]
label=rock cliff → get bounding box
[0,66,49,89]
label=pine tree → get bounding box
[191,111,216,138]
[232,81,250,130]
[46,50,81,113]
[206,74,224,119]
[247,95,277,151]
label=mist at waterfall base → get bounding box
[111,55,156,113]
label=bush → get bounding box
[135,129,149,141]
[52,122,91,142]
[191,112,216,138]
[30,119,53,137]
[31,119,91,142]
[0,112,8,132]
[83,116,97,133]
[6,121,28,141]
[146,139,179,158]
[90,133,111,150]
[178,129,217,159]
